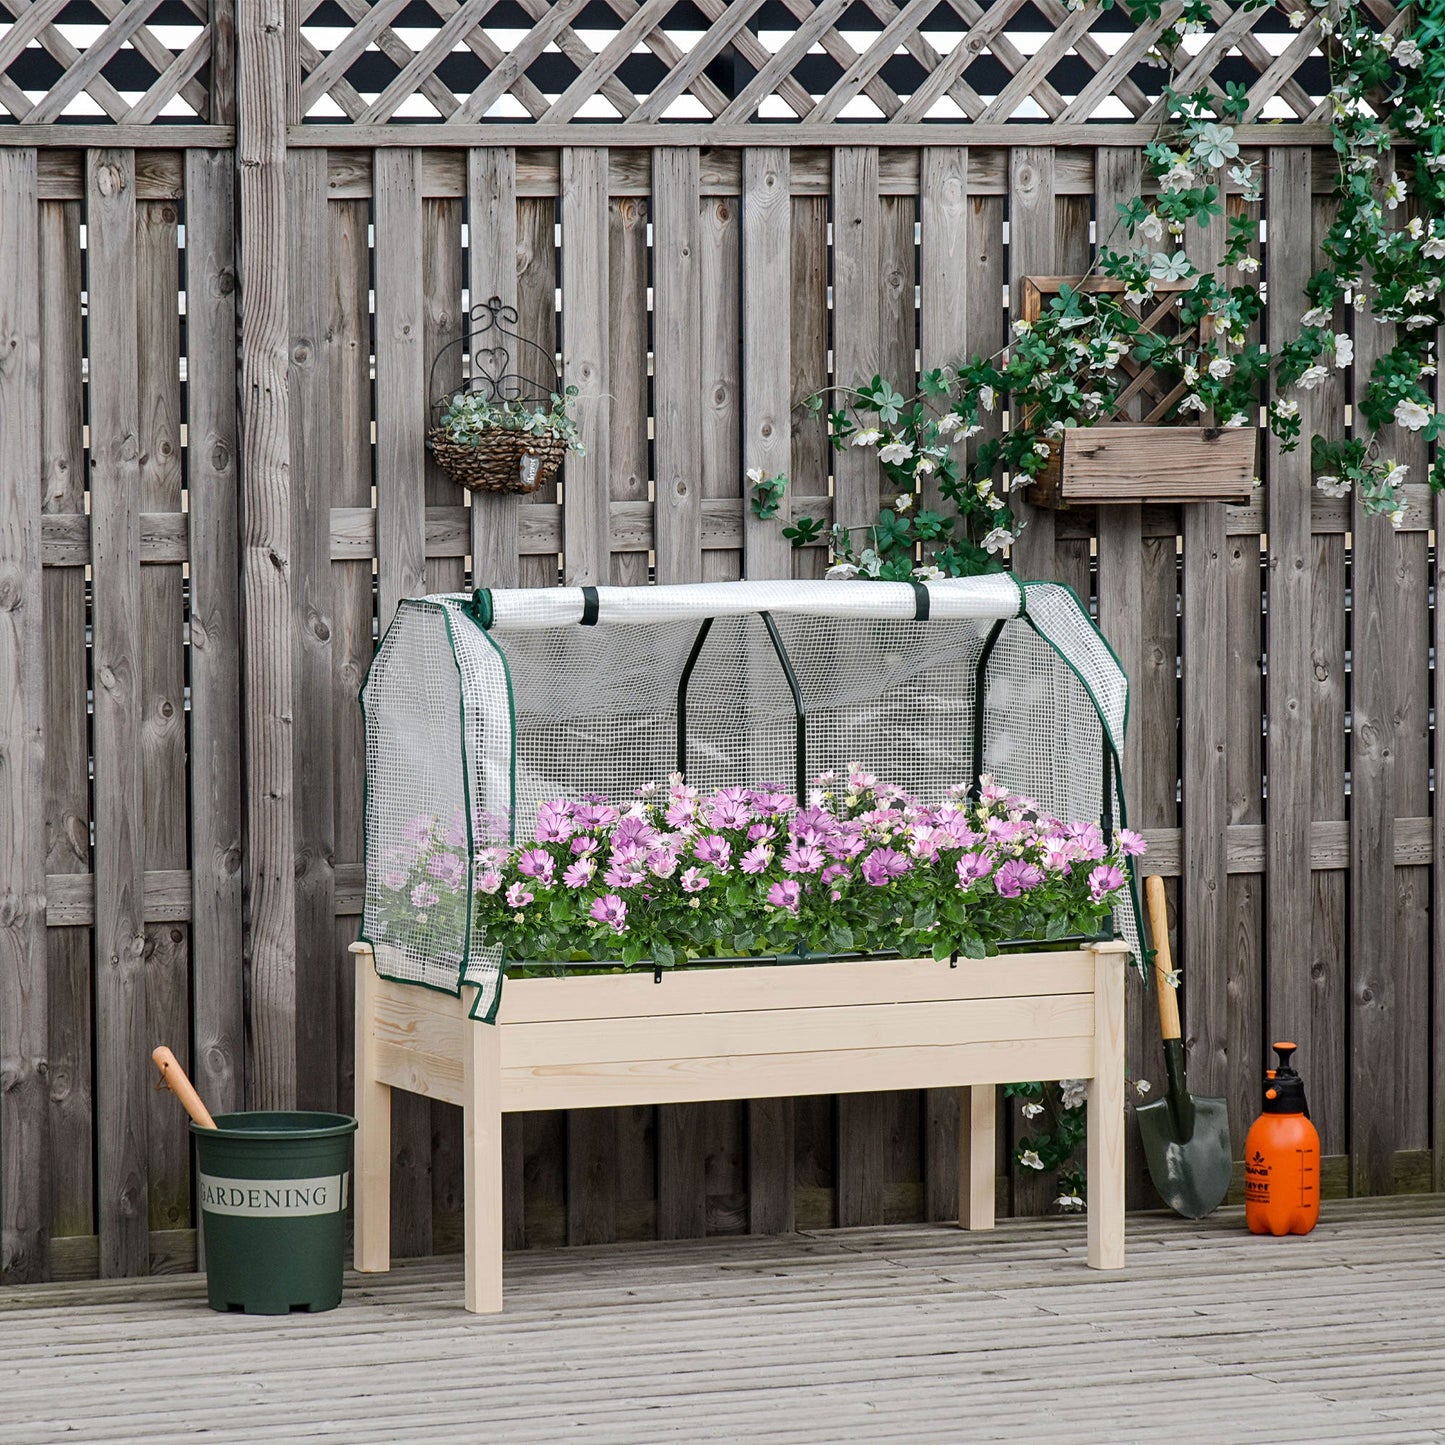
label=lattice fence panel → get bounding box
[288,0,1345,130]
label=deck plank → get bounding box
[2,1199,1444,1442]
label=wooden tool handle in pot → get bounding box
[152,1046,218,1130]
[1144,875,1183,1043]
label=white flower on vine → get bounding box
[1208,356,1234,380]
[1125,285,1152,305]
[1427,234,1445,261]
[1134,1079,1152,1097]
[1297,365,1329,391]
[1389,507,1406,529]
[1056,1193,1085,1212]
[1013,318,1033,337]
[1033,440,1051,458]
[745,466,764,485]
[894,492,914,512]
[981,526,1013,555]
[1059,1079,1089,1110]
[825,563,860,580]
[1405,284,1427,305]
[1192,124,1240,169]
[1150,251,1192,282]
[1223,412,1250,428]
[936,412,963,435]
[1288,7,1305,26]
[1138,212,1165,244]
[1300,306,1331,328]
[1331,333,1353,367]
[1018,1149,1045,1171]
[878,440,914,465]
[1405,314,1435,331]
[1228,164,1262,202]
[914,456,936,475]
[1272,398,1300,421]
[1405,108,1427,132]
[1315,474,1350,499]
[1182,362,1199,385]
[1020,1101,1045,1119]
[851,428,883,448]
[1395,38,1423,67]
[1382,461,1409,489]
[1384,172,1408,210]
[988,494,1007,511]
[1160,163,1198,194]
[913,564,945,581]
[1236,254,1260,274]
[1394,399,1432,430]
[1177,393,1207,413]
[978,385,996,413]
[1407,217,1425,241]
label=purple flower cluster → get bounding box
[376,770,1140,967]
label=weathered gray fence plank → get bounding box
[326,194,373,1133]
[183,148,245,1127]
[1263,146,1314,1129]
[87,148,148,1278]
[466,146,520,592]
[652,145,703,586]
[742,148,792,580]
[0,149,48,1284]
[372,144,434,1257]
[136,193,191,1237]
[238,0,296,1114]
[288,147,337,1114]
[560,148,610,587]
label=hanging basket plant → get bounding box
[426,296,585,495]
[1018,276,1258,509]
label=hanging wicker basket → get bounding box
[427,425,569,495]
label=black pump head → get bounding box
[1263,1040,1309,1116]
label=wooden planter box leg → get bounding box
[959,1085,996,1231]
[1086,941,1128,1269]
[354,947,392,1274]
[463,1006,504,1314]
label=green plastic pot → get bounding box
[192,1112,357,1315]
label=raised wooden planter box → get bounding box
[349,939,1128,1312]
[1029,424,1258,508]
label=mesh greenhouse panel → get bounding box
[362,602,478,994]
[772,614,987,803]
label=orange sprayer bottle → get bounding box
[1243,1043,1320,1236]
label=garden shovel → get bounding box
[1136,875,1231,1218]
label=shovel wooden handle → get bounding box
[151,1047,218,1130]
[1145,875,1183,1043]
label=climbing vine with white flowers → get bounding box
[749,0,1443,584]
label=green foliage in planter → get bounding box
[435,384,586,454]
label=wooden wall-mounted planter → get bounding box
[1029,424,1259,509]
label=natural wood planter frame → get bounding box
[349,939,1129,1313]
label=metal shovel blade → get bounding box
[1136,1090,1232,1220]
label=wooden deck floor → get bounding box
[3,1196,1444,1444]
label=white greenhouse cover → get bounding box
[361,576,1139,1022]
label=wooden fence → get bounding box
[1,0,1441,1284]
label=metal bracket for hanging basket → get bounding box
[428,295,561,419]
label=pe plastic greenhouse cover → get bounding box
[360,577,1138,1022]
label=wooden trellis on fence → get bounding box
[1,0,1441,1285]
